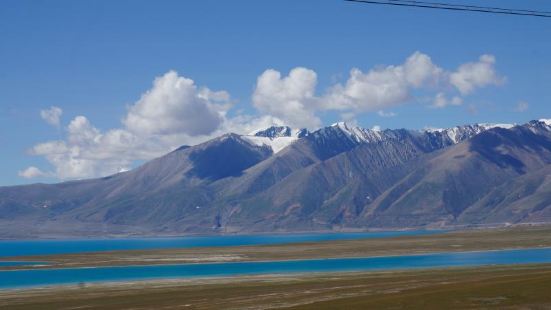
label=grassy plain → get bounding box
[1,264,551,309]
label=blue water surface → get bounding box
[0,230,438,257]
[0,262,42,267]
[1,248,551,289]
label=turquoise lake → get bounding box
[0,230,438,257]
[1,248,551,289]
[0,261,42,267]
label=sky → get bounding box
[1,0,550,186]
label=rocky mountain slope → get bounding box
[1,120,551,237]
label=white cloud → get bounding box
[40,106,63,127]
[431,92,463,108]
[18,166,48,179]
[251,52,502,129]
[252,67,321,129]
[27,71,244,180]
[449,54,504,95]
[26,70,288,180]
[30,113,284,180]
[30,117,133,179]
[515,101,529,112]
[123,70,229,136]
[324,52,503,112]
[324,67,410,112]
[402,51,444,87]
[377,110,397,117]
[220,114,285,136]
[323,52,445,112]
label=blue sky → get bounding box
[1,0,550,186]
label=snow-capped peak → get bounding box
[242,126,309,154]
[251,126,309,139]
[325,122,384,143]
[243,120,534,156]
[253,126,292,138]
[422,123,515,144]
[478,123,515,130]
[423,127,445,133]
[524,119,551,133]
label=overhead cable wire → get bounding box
[344,0,551,18]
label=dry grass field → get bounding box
[1,265,551,309]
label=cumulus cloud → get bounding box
[402,51,444,87]
[123,71,229,136]
[40,106,63,127]
[18,166,49,179]
[324,67,409,111]
[220,114,286,136]
[26,71,246,180]
[449,55,504,95]
[252,67,321,129]
[253,52,502,127]
[31,117,132,179]
[323,52,444,112]
[431,92,463,108]
[251,52,461,128]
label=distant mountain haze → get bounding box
[1,120,551,238]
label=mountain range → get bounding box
[2,119,551,238]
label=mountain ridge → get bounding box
[1,119,550,237]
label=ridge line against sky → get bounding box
[1,0,550,185]
[21,51,503,181]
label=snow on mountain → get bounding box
[423,123,515,144]
[479,123,515,130]
[241,136,299,153]
[329,122,385,143]
[317,122,486,146]
[309,122,385,146]
[241,121,528,155]
[242,126,309,154]
[426,125,485,144]
[4,118,551,237]
[523,119,551,134]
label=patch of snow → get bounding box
[479,123,515,130]
[423,127,445,133]
[330,122,384,143]
[423,123,514,144]
[446,127,461,144]
[241,136,299,154]
[539,119,551,126]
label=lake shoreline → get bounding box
[0,222,546,241]
[3,226,551,308]
[2,225,551,271]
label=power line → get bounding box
[386,0,551,15]
[345,0,551,18]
